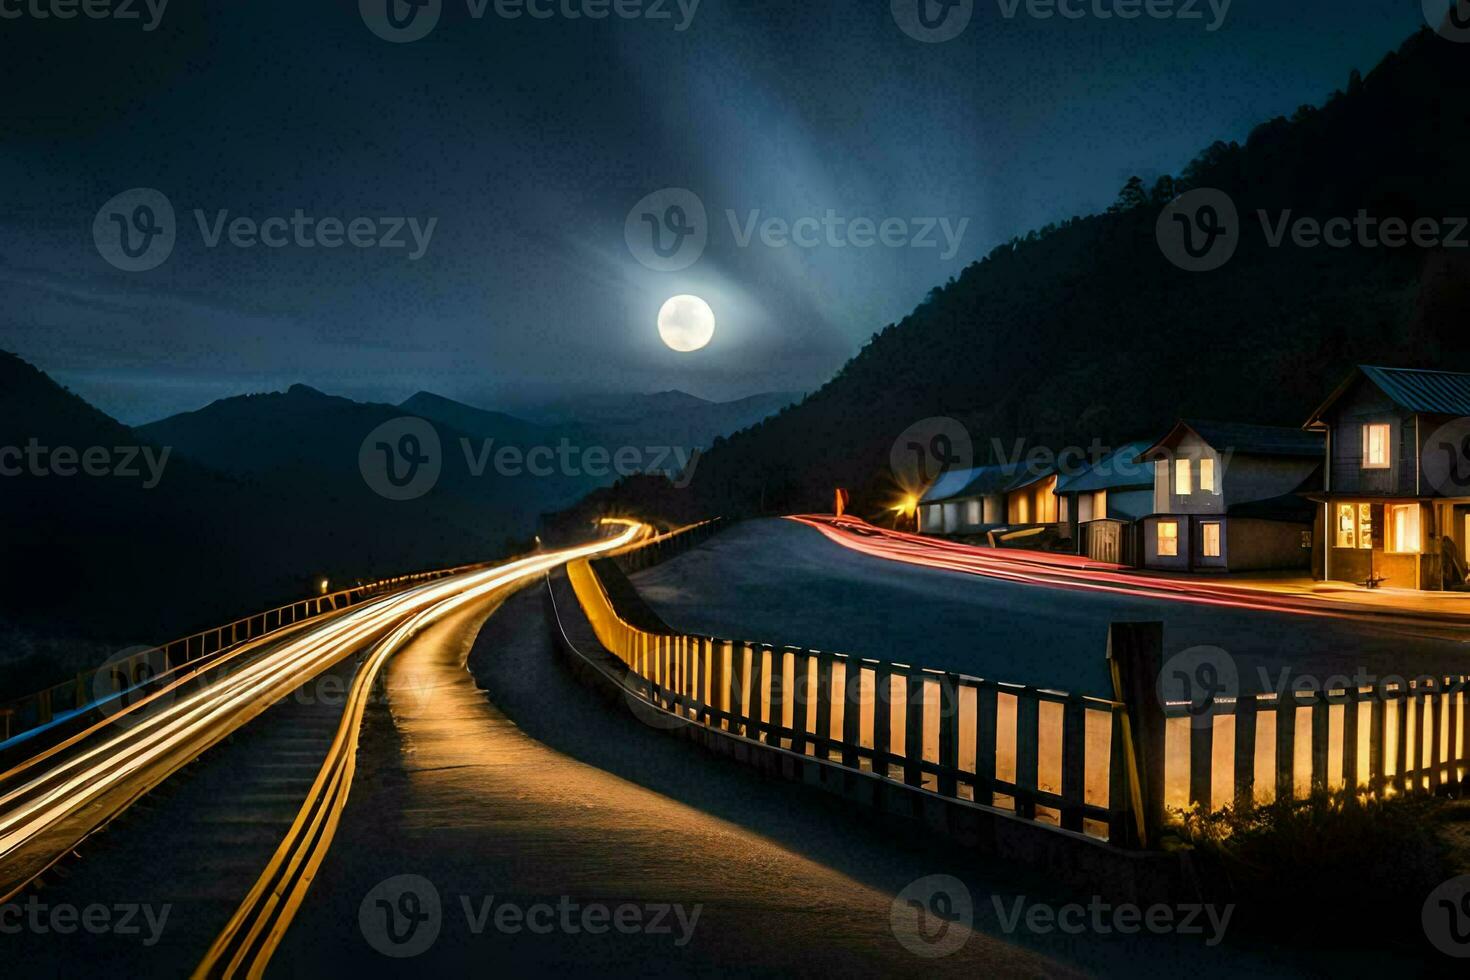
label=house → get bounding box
[1303,365,1470,591]
[1054,441,1156,565]
[1135,420,1321,572]
[917,463,1058,539]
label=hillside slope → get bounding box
[561,28,1470,526]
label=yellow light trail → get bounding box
[0,522,644,908]
[193,520,644,979]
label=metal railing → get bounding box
[0,559,497,742]
[566,553,1133,843]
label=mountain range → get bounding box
[0,356,795,690]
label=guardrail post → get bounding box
[904,674,924,788]
[1015,689,1038,819]
[1341,687,1359,794]
[976,680,997,807]
[767,648,788,747]
[1276,693,1298,801]
[814,652,834,761]
[1370,683,1387,798]
[841,660,862,768]
[1060,692,1085,831]
[1234,693,1258,808]
[872,663,893,779]
[1107,621,1164,848]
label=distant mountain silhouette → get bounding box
[553,28,1470,528]
[0,359,538,689]
[399,391,570,448]
[527,389,802,454]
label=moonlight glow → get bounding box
[657,295,715,352]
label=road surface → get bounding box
[276,584,1329,977]
[629,519,1470,697]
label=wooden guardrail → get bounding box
[566,548,1134,844]
[0,559,497,742]
[1158,676,1470,814]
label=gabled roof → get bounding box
[1056,440,1155,494]
[1304,365,1470,429]
[1138,419,1322,460]
[920,463,1052,503]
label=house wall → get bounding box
[1152,433,1223,515]
[1225,518,1311,571]
[921,494,1003,536]
[1322,380,1417,496]
[1007,475,1058,524]
[1323,499,1435,589]
[1141,516,1190,571]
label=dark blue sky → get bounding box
[0,1,1429,424]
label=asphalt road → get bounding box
[273,584,1382,978]
[629,519,1470,698]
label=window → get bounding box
[1174,459,1192,496]
[1091,490,1107,518]
[1199,457,1217,493]
[1386,504,1421,554]
[1362,423,1391,469]
[1058,496,1070,525]
[1201,522,1222,558]
[926,505,942,531]
[1335,503,1373,550]
[1157,521,1179,557]
[965,499,981,526]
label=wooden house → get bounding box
[1303,365,1470,591]
[1135,420,1321,572]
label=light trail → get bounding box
[0,522,645,906]
[193,520,644,980]
[791,515,1470,627]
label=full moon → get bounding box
[656,294,715,352]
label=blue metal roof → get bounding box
[1140,419,1322,459]
[1359,365,1470,416]
[920,462,1049,502]
[1305,365,1470,428]
[1055,440,1155,493]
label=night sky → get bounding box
[0,1,1428,424]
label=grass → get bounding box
[1168,786,1469,952]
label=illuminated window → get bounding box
[1199,457,1217,493]
[1174,459,1191,496]
[1202,522,1222,558]
[1157,521,1179,557]
[1362,424,1391,469]
[1386,504,1421,554]
[1092,490,1107,517]
[1336,503,1373,550]
[966,499,981,525]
